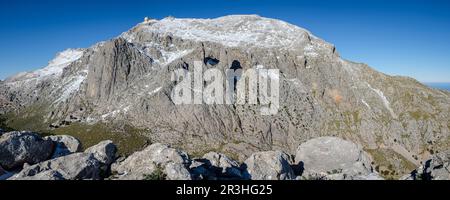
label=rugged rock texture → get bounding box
[402,150,450,180]
[7,139,117,180]
[295,137,377,180]
[202,152,242,178]
[0,136,418,180]
[85,140,117,166]
[0,15,449,173]
[243,151,295,180]
[164,162,192,180]
[9,153,101,180]
[111,143,190,180]
[45,135,82,158]
[0,131,54,170]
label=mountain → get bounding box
[1,15,449,179]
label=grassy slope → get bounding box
[1,105,150,156]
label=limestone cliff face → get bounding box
[1,15,449,171]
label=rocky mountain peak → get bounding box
[121,15,326,50]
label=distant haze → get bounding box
[425,83,450,91]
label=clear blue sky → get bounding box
[1,0,449,82]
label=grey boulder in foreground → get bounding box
[45,135,82,158]
[1,131,448,180]
[0,131,54,170]
[295,137,379,180]
[243,151,296,180]
[0,131,394,180]
[110,143,191,180]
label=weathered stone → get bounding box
[295,137,374,180]
[45,135,82,158]
[85,140,117,166]
[404,150,450,180]
[0,131,54,170]
[165,162,192,180]
[243,150,295,180]
[13,170,66,180]
[111,143,190,180]
[203,152,242,178]
[189,159,217,180]
[9,153,101,180]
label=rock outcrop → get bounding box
[9,153,102,180]
[243,151,296,180]
[85,140,117,166]
[111,143,190,180]
[1,134,434,180]
[402,150,450,180]
[202,152,242,179]
[295,137,379,180]
[0,131,54,170]
[164,162,192,180]
[8,140,117,180]
[45,135,82,158]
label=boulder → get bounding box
[9,153,101,180]
[426,150,450,180]
[13,170,66,180]
[111,143,190,180]
[0,131,54,169]
[165,162,192,180]
[202,152,242,178]
[295,137,374,180]
[85,140,117,166]
[403,150,450,180]
[243,150,295,180]
[45,135,82,158]
[189,159,217,180]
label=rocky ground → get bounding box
[1,130,447,180]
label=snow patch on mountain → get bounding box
[367,83,396,118]
[54,73,86,103]
[34,49,84,78]
[130,15,316,49]
[156,49,193,66]
[361,99,371,109]
[6,49,84,83]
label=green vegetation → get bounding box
[3,103,49,132]
[343,111,361,127]
[408,110,431,121]
[0,115,14,132]
[2,103,150,156]
[48,123,150,156]
[366,148,417,180]
[189,141,242,161]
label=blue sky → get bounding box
[1,0,449,82]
